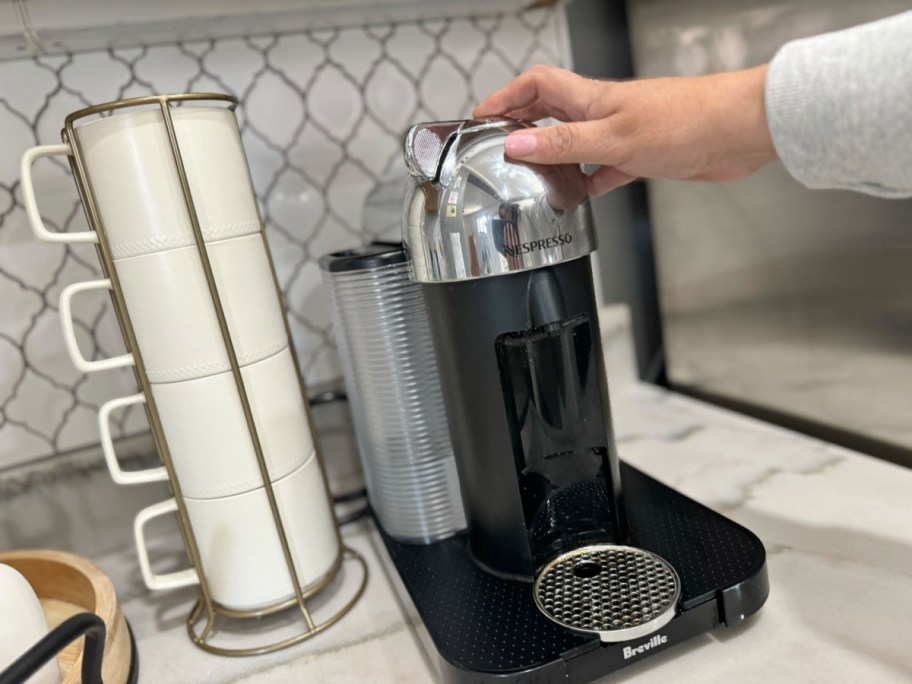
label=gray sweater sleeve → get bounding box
[765,11,912,198]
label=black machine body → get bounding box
[363,118,772,682]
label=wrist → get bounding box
[731,64,777,167]
[746,64,777,162]
[702,64,777,179]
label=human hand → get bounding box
[473,65,777,196]
[519,160,588,213]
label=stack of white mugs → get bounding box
[22,104,338,611]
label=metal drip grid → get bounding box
[533,544,681,643]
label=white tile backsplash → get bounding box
[0,8,570,469]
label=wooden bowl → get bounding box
[0,549,132,684]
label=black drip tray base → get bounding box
[374,462,769,683]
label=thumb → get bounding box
[503,121,605,165]
[586,165,636,196]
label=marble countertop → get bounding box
[2,309,910,683]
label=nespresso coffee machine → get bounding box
[363,118,768,682]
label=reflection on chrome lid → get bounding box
[402,118,596,283]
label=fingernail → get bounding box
[505,133,537,157]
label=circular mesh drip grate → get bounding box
[533,544,681,643]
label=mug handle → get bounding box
[134,499,200,591]
[99,393,168,486]
[20,144,99,244]
[59,279,134,373]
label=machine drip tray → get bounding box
[373,462,769,684]
[534,544,681,643]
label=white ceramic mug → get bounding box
[100,347,314,499]
[0,564,61,684]
[134,456,339,611]
[59,233,287,381]
[21,106,260,256]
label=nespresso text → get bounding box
[502,233,573,257]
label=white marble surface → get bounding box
[2,305,911,682]
[607,386,912,683]
[72,382,912,682]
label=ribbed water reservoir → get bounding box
[320,244,466,543]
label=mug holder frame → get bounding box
[59,93,367,657]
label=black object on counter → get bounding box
[390,117,768,682]
[0,613,105,684]
[423,256,625,577]
[374,462,769,683]
[0,614,139,684]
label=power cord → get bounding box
[333,487,367,504]
[335,505,371,527]
[308,389,369,526]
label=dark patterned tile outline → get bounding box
[0,8,563,465]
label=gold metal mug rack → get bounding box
[60,93,367,656]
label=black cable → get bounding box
[336,505,370,527]
[306,389,365,504]
[308,390,347,406]
[305,388,368,521]
[0,612,105,684]
[333,487,367,504]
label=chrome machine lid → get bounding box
[402,118,597,283]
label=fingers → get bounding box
[473,65,599,121]
[476,66,633,193]
[586,166,636,196]
[504,100,573,124]
[503,121,619,165]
